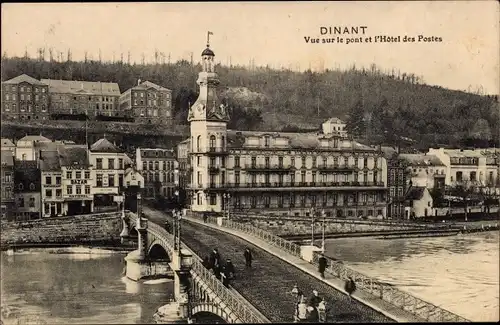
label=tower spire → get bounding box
[207,31,213,48]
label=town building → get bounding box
[1,150,15,220]
[177,139,191,189]
[123,167,145,213]
[1,74,50,121]
[381,147,409,220]
[40,149,65,217]
[1,138,16,154]
[13,160,41,220]
[60,145,94,215]
[15,135,52,161]
[41,79,121,118]
[136,148,178,199]
[89,138,132,209]
[183,42,388,218]
[119,80,173,124]
[321,118,348,138]
[405,186,434,219]
[399,153,446,190]
[428,148,499,192]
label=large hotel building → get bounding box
[183,43,388,218]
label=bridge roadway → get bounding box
[143,207,393,323]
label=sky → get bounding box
[1,1,499,94]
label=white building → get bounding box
[405,186,434,218]
[15,135,52,161]
[399,153,446,190]
[89,138,132,208]
[322,118,347,138]
[427,148,499,193]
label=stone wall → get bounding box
[0,212,122,247]
[230,215,445,236]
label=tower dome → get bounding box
[202,47,215,57]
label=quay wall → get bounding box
[0,212,122,248]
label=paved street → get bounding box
[143,207,392,323]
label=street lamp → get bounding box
[291,284,301,322]
[223,193,231,219]
[321,209,326,253]
[310,207,315,246]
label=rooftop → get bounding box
[59,146,89,167]
[40,79,120,96]
[226,130,375,151]
[1,138,15,148]
[39,150,62,171]
[127,80,172,93]
[399,154,445,167]
[405,186,427,201]
[3,74,46,86]
[17,135,52,144]
[324,117,345,124]
[90,138,123,153]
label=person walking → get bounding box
[344,276,357,301]
[318,253,328,279]
[221,267,230,287]
[306,306,319,323]
[296,297,308,323]
[209,248,221,269]
[224,258,235,279]
[308,290,322,308]
[317,299,327,323]
[244,248,253,268]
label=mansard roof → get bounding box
[3,74,46,85]
[90,138,122,153]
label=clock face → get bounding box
[197,104,205,113]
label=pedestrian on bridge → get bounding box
[308,290,322,308]
[209,248,221,268]
[244,247,253,268]
[224,258,235,279]
[306,306,319,323]
[296,297,308,322]
[318,253,328,279]
[344,276,357,301]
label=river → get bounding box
[324,231,499,322]
[0,249,173,324]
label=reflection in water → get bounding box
[1,251,174,324]
[325,232,499,321]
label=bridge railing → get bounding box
[221,218,302,258]
[309,253,469,322]
[215,216,470,323]
[128,213,268,324]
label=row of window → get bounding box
[4,86,47,93]
[143,172,177,183]
[195,154,379,169]
[53,102,115,110]
[453,171,496,182]
[16,197,36,208]
[3,103,47,111]
[196,171,379,185]
[196,192,385,207]
[65,185,91,195]
[133,91,171,99]
[95,158,124,170]
[450,157,478,165]
[141,160,176,171]
[4,93,47,101]
[389,187,405,198]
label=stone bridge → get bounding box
[120,212,269,324]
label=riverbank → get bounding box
[3,245,135,255]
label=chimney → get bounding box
[138,79,141,86]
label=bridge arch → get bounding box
[191,303,234,324]
[147,240,171,261]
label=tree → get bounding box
[346,99,365,138]
[448,181,475,221]
[469,118,492,140]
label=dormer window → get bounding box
[29,183,35,190]
[18,183,24,190]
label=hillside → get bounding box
[1,56,498,147]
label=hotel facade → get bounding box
[183,43,388,218]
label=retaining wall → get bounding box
[0,212,122,247]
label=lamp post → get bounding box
[223,193,231,219]
[310,207,315,246]
[291,284,300,322]
[321,209,326,253]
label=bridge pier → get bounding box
[120,211,130,244]
[173,248,194,319]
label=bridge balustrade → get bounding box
[207,215,470,323]
[127,213,268,324]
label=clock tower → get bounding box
[188,36,230,213]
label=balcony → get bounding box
[244,164,293,173]
[208,166,220,174]
[316,165,357,172]
[206,181,386,191]
[190,147,229,155]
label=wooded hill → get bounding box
[1,55,498,148]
